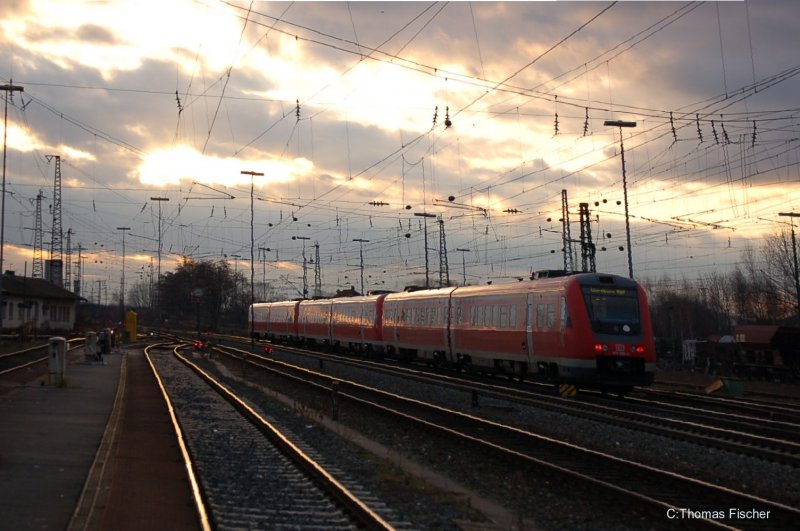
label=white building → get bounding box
[0,272,82,333]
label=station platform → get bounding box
[0,349,123,530]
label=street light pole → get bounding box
[117,227,130,322]
[241,170,263,346]
[353,238,369,294]
[604,120,637,278]
[1,82,23,335]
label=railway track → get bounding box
[0,345,48,376]
[0,339,84,382]
[206,341,800,529]
[146,342,398,530]
[633,387,800,425]
[209,333,800,470]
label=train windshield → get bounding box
[582,286,640,335]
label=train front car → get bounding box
[563,273,656,391]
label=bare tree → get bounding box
[762,230,799,321]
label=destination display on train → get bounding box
[587,287,629,296]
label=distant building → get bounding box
[690,325,800,381]
[1,271,82,334]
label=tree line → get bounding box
[644,230,799,357]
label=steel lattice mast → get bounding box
[32,190,43,278]
[46,155,63,287]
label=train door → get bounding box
[526,293,535,367]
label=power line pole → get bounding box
[579,202,596,273]
[456,248,470,286]
[353,238,369,294]
[605,119,637,278]
[561,189,573,273]
[258,247,270,300]
[117,227,130,321]
[74,243,88,297]
[1,82,23,335]
[151,197,169,327]
[779,212,800,319]
[414,212,436,288]
[313,242,321,298]
[293,236,310,297]
[438,218,449,287]
[32,190,43,278]
[65,228,73,292]
[241,170,263,345]
[45,154,63,287]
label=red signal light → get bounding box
[594,344,604,352]
[635,345,645,354]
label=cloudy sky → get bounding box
[1,0,799,301]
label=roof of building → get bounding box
[734,324,780,345]
[1,273,81,301]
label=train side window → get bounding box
[561,297,571,327]
[510,305,517,328]
[546,303,556,328]
[500,305,508,328]
[536,303,545,328]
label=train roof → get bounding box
[255,299,300,307]
[384,286,457,302]
[330,293,388,305]
[412,273,639,300]
[572,272,639,289]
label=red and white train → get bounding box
[249,272,656,390]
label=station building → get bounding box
[0,271,82,335]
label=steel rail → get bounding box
[213,342,800,530]
[171,344,395,531]
[144,344,213,531]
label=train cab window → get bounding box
[582,287,640,335]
